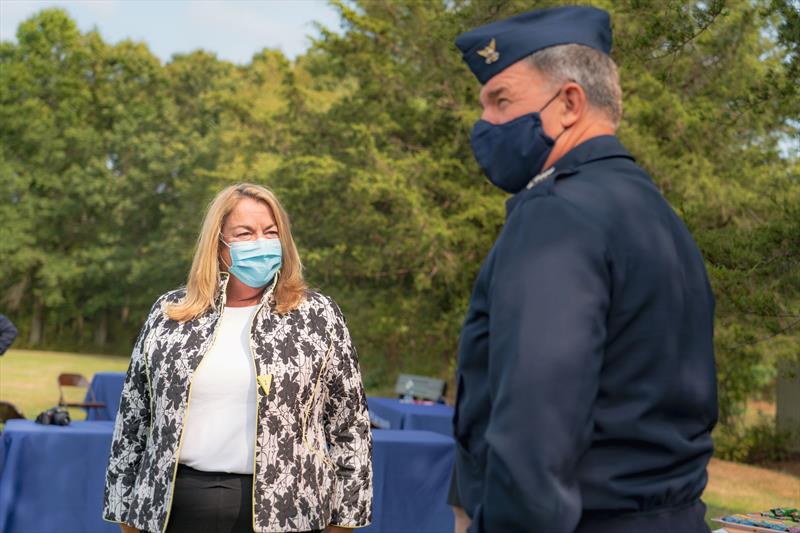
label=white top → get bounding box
[180,305,259,474]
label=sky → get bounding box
[0,0,343,63]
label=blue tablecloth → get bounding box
[0,420,454,533]
[366,430,454,533]
[84,372,126,421]
[368,397,454,437]
[0,420,118,533]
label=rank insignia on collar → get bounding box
[526,167,555,190]
[477,38,500,64]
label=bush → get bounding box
[714,419,796,464]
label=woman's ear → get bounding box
[219,243,232,271]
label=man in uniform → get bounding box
[451,6,718,533]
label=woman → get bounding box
[103,184,372,533]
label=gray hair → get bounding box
[524,44,622,128]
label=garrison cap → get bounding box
[455,6,612,84]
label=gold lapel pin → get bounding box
[257,374,273,396]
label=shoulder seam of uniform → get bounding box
[516,193,612,258]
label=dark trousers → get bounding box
[165,464,323,533]
[166,464,255,533]
[575,500,710,533]
[449,465,708,533]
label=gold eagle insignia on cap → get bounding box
[477,38,500,64]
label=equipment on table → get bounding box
[34,406,70,426]
[394,373,447,403]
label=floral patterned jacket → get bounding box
[103,273,373,532]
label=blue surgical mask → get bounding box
[221,237,282,288]
[470,90,562,194]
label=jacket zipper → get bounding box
[248,301,264,532]
[160,296,227,533]
[249,275,279,532]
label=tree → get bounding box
[1,3,796,438]
[274,0,799,416]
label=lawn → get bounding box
[1,348,798,527]
[704,458,800,528]
[0,348,130,421]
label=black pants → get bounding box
[575,500,710,533]
[448,465,708,533]
[166,464,255,533]
[165,465,323,533]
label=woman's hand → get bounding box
[325,526,353,533]
[119,524,139,533]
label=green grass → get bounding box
[0,348,130,421]
[704,457,800,529]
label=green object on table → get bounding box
[766,508,800,523]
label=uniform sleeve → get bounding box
[323,298,373,528]
[102,299,161,524]
[470,196,610,533]
[0,314,18,355]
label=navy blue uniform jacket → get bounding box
[453,136,718,532]
[0,314,17,355]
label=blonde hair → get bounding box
[166,183,307,321]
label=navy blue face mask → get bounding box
[470,90,562,194]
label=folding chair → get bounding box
[57,373,106,413]
[0,400,25,423]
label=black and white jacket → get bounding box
[103,273,372,532]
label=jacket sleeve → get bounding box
[469,196,610,533]
[0,314,18,355]
[0,315,17,355]
[323,298,373,527]
[102,298,161,524]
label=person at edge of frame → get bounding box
[0,313,18,356]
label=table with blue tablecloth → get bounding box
[364,430,454,533]
[0,420,454,533]
[368,397,454,437]
[0,420,118,533]
[84,371,126,421]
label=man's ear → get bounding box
[560,81,586,129]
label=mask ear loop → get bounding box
[538,88,562,114]
[539,88,571,144]
[218,233,232,270]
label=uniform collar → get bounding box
[505,135,633,218]
[548,134,633,174]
